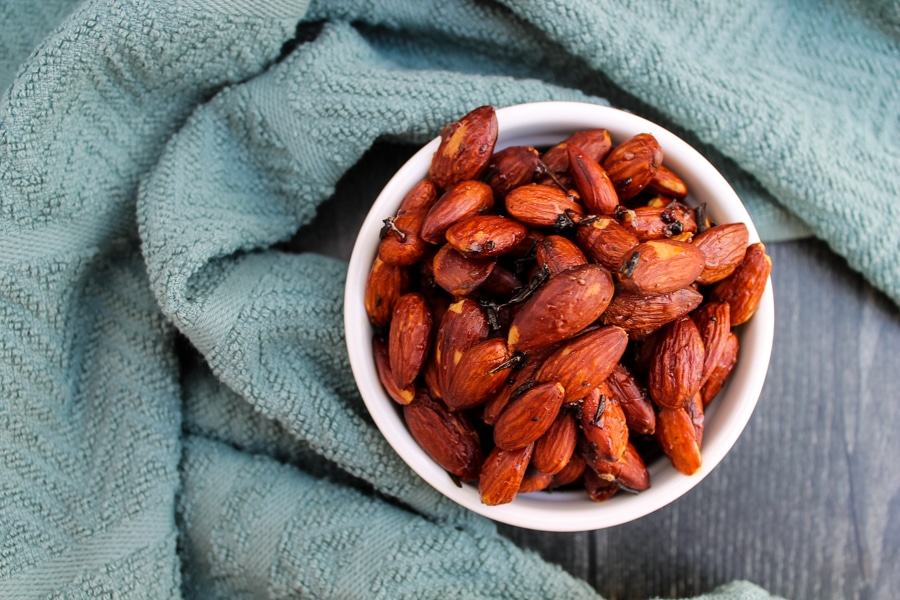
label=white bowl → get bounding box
[344,101,774,532]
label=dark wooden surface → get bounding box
[291,142,900,600]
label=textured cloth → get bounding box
[1,0,896,597]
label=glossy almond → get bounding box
[536,326,628,403]
[493,381,565,451]
[686,391,705,446]
[601,286,704,340]
[582,440,651,493]
[434,299,490,399]
[701,331,739,406]
[647,164,689,199]
[602,133,663,201]
[568,143,619,215]
[617,202,697,241]
[532,410,578,475]
[388,293,434,389]
[648,316,706,409]
[540,129,613,173]
[708,242,771,325]
[575,216,640,270]
[430,105,498,190]
[445,214,528,257]
[398,178,439,213]
[656,405,702,475]
[535,235,588,276]
[693,222,750,284]
[364,256,409,327]
[606,362,655,435]
[507,264,615,353]
[403,391,483,481]
[692,301,732,387]
[444,338,515,411]
[550,451,586,489]
[584,468,620,502]
[518,468,555,494]
[420,180,494,244]
[482,345,555,425]
[479,443,534,506]
[504,183,585,228]
[616,239,705,295]
[431,243,496,297]
[373,336,415,405]
[580,383,629,462]
[378,208,429,266]
[484,145,540,198]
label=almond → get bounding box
[617,202,697,241]
[692,301,732,387]
[504,183,585,228]
[445,214,528,257]
[648,315,706,409]
[484,145,540,198]
[507,264,615,353]
[434,299,490,399]
[574,216,640,270]
[567,143,619,215]
[535,235,588,276]
[616,239,705,296]
[518,468,555,494]
[482,344,555,425]
[479,443,534,505]
[430,105,498,190]
[602,133,663,201]
[373,336,415,405]
[606,362,656,435]
[378,208,429,266]
[655,405,702,475]
[493,381,565,451]
[701,331,739,406]
[580,383,629,462]
[692,222,749,284]
[583,467,620,502]
[431,243,497,297]
[601,286,704,340]
[708,241,771,325]
[582,440,651,493]
[532,409,578,475]
[420,180,494,244]
[388,292,434,389]
[647,164,689,199]
[444,338,516,411]
[404,391,483,481]
[364,256,409,327]
[398,178,439,213]
[536,325,628,403]
[550,451,586,489]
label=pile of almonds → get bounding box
[365,106,771,506]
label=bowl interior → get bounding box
[344,102,774,531]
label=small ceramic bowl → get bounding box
[344,101,774,532]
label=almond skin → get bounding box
[602,133,663,201]
[430,105,498,190]
[693,222,750,284]
[656,405,703,476]
[445,214,528,258]
[708,241,771,325]
[648,315,706,409]
[373,336,415,405]
[388,292,434,389]
[507,264,615,353]
[532,410,578,475]
[493,381,565,451]
[540,129,613,173]
[568,143,619,215]
[484,145,540,198]
[616,239,705,296]
[434,299,490,400]
[421,180,494,245]
[444,338,515,411]
[580,383,629,462]
[403,391,483,481]
[536,325,628,403]
[431,243,497,297]
[617,202,697,241]
[364,256,409,328]
[504,183,585,228]
[575,216,640,270]
[535,235,588,276]
[479,443,534,505]
[601,286,704,340]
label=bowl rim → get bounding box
[344,101,774,532]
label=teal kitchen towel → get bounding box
[2,0,896,597]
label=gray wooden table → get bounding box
[290,141,900,600]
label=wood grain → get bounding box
[292,141,900,600]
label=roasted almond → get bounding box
[582,440,651,493]
[434,298,490,399]
[430,105,498,190]
[602,133,663,201]
[580,383,629,463]
[616,202,697,241]
[648,315,706,409]
[373,336,415,405]
[378,208,429,266]
[482,344,556,425]
[616,239,705,296]
[601,286,704,340]
[532,409,578,475]
[518,467,555,494]
[420,180,494,244]
[504,183,585,228]
[484,145,540,198]
[692,222,750,284]
[507,264,615,353]
[398,178,439,213]
[536,325,628,403]
[388,292,434,389]
[692,301,732,387]
[606,362,656,435]
[550,451,586,489]
[445,338,516,411]
[568,143,619,215]
[445,214,528,257]
[575,216,640,270]
[404,391,483,481]
[584,467,620,502]
[493,381,565,451]
[540,129,613,174]
[655,405,702,475]
[708,241,771,325]
[701,331,739,406]
[431,243,497,297]
[535,235,588,276]
[364,256,409,327]
[479,443,534,505]
[686,391,705,446]
[647,164,689,199]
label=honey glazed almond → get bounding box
[364,105,771,506]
